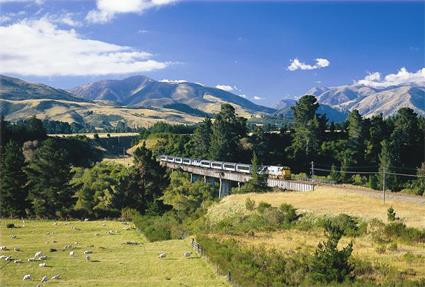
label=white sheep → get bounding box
[158,252,167,259]
[23,274,32,280]
[39,262,47,267]
[83,250,92,255]
[10,235,16,239]
[39,255,47,260]
[183,251,191,257]
[27,257,36,262]
[14,259,22,264]
[41,275,48,283]
[51,274,61,280]
[34,251,43,258]
[0,255,7,260]
[5,256,13,261]
[69,251,75,256]
[0,246,8,251]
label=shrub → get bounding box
[6,223,15,228]
[384,222,425,243]
[387,207,397,222]
[368,219,390,243]
[279,203,298,223]
[322,214,362,237]
[257,201,272,213]
[375,245,386,254]
[245,198,256,211]
[310,221,354,283]
[388,242,398,251]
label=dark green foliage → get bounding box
[2,117,47,146]
[196,235,310,287]
[234,153,269,193]
[0,141,28,217]
[322,214,364,237]
[245,197,256,211]
[383,222,425,243]
[138,122,195,139]
[387,207,397,222]
[209,104,247,162]
[132,144,169,215]
[189,117,212,159]
[310,221,354,283]
[6,223,15,228]
[25,139,73,218]
[257,201,272,213]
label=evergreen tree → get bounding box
[0,141,28,217]
[190,117,212,158]
[209,104,247,162]
[132,144,168,214]
[346,110,365,165]
[25,139,73,218]
[287,95,321,171]
[378,140,398,191]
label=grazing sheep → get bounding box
[183,252,191,257]
[85,255,91,261]
[14,259,23,264]
[39,255,47,260]
[41,275,48,283]
[69,251,75,256]
[10,235,16,239]
[14,247,20,252]
[158,252,167,259]
[51,274,60,280]
[83,250,92,255]
[23,274,32,280]
[5,256,13,261]
[0,255,7,260]
[34,251,43,258]
[39,262,47,267]
[0,246,8,251]
[27,258,36,262]
[84,218,89,221]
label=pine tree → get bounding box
[25,139,73,218]
[191,117,212,159]
[378,140,398,191]
[0,141,28,217]
[209,104,246,162]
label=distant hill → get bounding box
[70,76,275,116]
[0,75,84,102]
[304,83,425,118]
[0,75,275,129]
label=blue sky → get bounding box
[0,0,424,107]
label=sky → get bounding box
[0,0,424,107]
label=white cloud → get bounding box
[215,84,236,92]
[86,0,177,24]
[160,79,187,84]
[288,58,330,71]
[0,0,44,3]
[0,19,169,76]
[253,96,263,100]
[356,68,425,88]
[239,94,247,98]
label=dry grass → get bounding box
[212,229,425,281]
[102,157,134,167]
[208,185,425,228]
[0,219,229,287]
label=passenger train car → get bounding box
[159,155,291,180]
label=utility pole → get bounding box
[311,161,314,182]
[382,169,386,204]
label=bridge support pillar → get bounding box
[219,178,231,198]
[190,173,193,183]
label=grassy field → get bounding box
[49,133,140,139]
[0,219,229,287]
[206,186,425,282]
[208,185,425,228]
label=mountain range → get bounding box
[275,82,425,121]
[1,74,423,129]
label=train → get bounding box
[159,155,291,180]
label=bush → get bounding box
[245,198,256,211]
[257,201,272,213]
[384,222,425,243]
[279,203,298,223]
[310,222,354,283]
[387,207,397,222]
[321,214,363,237]
[6,223,15,228]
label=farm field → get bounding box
[208,185,425,228]
[0,219,229,287]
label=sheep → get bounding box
[39,262,47,267]
[183,251,191,258]
[14,247,20,252]
[51,274,60,280]
[10,235,16,239]
[27,257,36,262]
[34,251,43,258]
[41,275,48,283]
[84,218,89,221]
[14,259,23,264]
[69,251,75,256]
[0,246,8,251]
[85,255,91,261]
[22,274,32,280]
[39,255,47,260]
[83,250,92,255]
[5,256,13,261]
[0,255,7,260]
[158,252,167,259]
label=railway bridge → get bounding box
[161,161,315,198]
